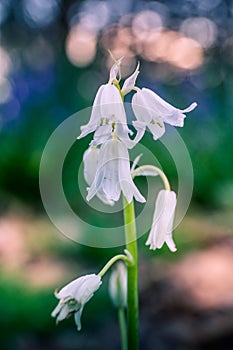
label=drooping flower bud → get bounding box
[146,190,177,252]
[51,274,102,331]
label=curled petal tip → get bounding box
[182,102,197,113]
[54,288,59,298]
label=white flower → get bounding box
[51,274,102,331]
[78,83,132,145]
[87,139,145,204]
[83,146,114,205]
[146,190,177,252]
[132,88,197,140]
[109,262,127,308]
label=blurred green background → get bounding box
[0,0,233,349]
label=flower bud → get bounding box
[109,262,127,308]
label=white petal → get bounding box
[117,142,145,203]
[121,179,146,203]
[56,278,83,299]
[101,140,121,201]
[86,144,107,201]
[91,124,113,146]
[164,191,177,252]
[146,190,177,252]
[83,147,99,186]
[100,85,126,124]
[140,88,197,127]
[131,154,143,172]
[121,62,140,95]
[163,102,197,127]
[87,141,119,202]
[86,169,103,201]
[132,121,146,144]
[132,91,153,124]
[180,102,197,113]
[115,122,136,149]
[132,89,166,140]
[102,159,121,201]
[109,57,123,83]
[133,169,159,177]
[56,274,101,300]
[51,300,64,318]
[72,275,102,306]
[140,88,174,115]
[166,235,177,252]
[96,189,115,206]
[74,305,84,331]
[162,110,186,127]
[84,146,115,205]
[148,121,165,140]
[94,124,113,138]
[77,85,105,139]
[56,304,74,323]
[78,123,98,139]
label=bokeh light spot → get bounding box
[0,77,12,104]
[23,0,60,28]
[0,0,10,26]
[168,36,203,70]
[0,46,12,78]
[132,10,163,40]
[78,0,110,32]
[180,17,218,49]
[66,25,97,68]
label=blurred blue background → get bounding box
[0,0,233,349]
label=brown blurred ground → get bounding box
[0,208,233,349]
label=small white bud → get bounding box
[109,262,127,308]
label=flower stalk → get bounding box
[131,164,171,191]
[118,307,127,350]
[123,197,139,350]
[98,251,133,277]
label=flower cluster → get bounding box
[78,57,196,252]
[79,59,196,205]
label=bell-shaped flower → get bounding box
[51,274,102,331]
[83,146,114,205]
[78,84,132,145]
[132,88,197,140]
[87,139,145,204]
[109,262,127,308]
[146,190,177,252]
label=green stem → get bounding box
[118,307,127,350]
[131,165,171,191]
[123,197,139,350]
[98,253,132,278]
